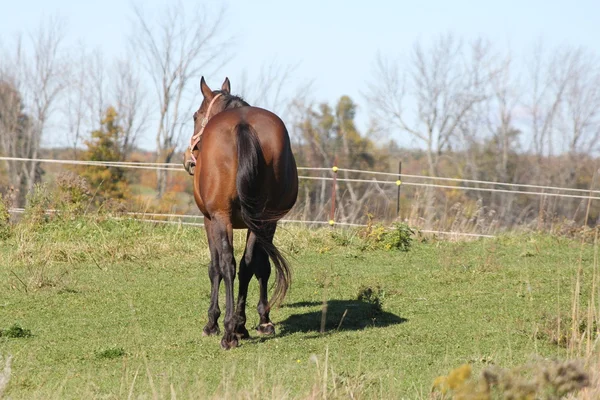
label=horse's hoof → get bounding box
[235,326,250,339]
[257,322,276,335]
[202,324,220,336]
[220,336,239,350]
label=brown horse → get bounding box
[183,77,298,349]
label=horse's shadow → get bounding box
[273,299,407,337]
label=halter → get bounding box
[188,93,222,163]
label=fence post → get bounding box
[396,161,402,219]
[329,156,338,227]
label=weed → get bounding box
[0,193,11,240]
[432,360,589,399]
[360,216,415,251]
[21,183,52,227]
[357,285,385,315]
[0,324,32,338]
[536,312,598,349]
[329,229,354,247]
[55,172,91,216]
[385,222,414,251]
[95,347,126,360]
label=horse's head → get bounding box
[183,76,231,175]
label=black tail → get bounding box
[235,123,291,307]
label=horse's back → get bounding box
[196,106,298,226]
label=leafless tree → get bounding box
[237,61,306,116]
[131,2,233,197]
[112,59,149,159]
[367,34,495,227]
[63,47,147,160]
[525,43,574,163]
[0,18,67,206]
[0,80,30,197]
[62,43,92,156]
[85,50,108,129]
[558,50,600,163]
[487,51,522,183]
[367,34,491,178]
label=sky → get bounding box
[1,0,599,150]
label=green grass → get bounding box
[0,217,597,399]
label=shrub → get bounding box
[0,324,32,338]
[22,183,52,227]
[357,285,385,315]
[360,218,414,251]
[0,193,11,240]
[432,361,589,399]
[96,347,126,360]
[55,172,91,216]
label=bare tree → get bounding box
[112,59,149,159]
[63,47,147,160]
[525,42,575,163]
[487,51,522,183]
[131,2,232,197]
[558,50,600,164]
[237,61,303,116]
[85,50,108,129]
[367,34,491,178]
[0,18,67,206]
[0,80,31,197]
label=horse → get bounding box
[183,77,298,349]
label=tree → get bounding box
[525,43,573,164]
[80,107,128,202]
[0,17,67,206]
[367,34,495,226]
[63,47,147,160]
[130,2,232,198]
[291,96,390,223]
[0,80,37,205]
[367,34,493,177]
[558,49,600,180]
[237,60,313,119]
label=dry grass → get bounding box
[0,354,12,398]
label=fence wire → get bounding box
[2,156,598,200]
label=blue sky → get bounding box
[1,0,599,149]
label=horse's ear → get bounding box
[221,77,231,94]
[200,76,212,99]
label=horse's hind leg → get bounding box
[255,223,276,336]
[203,219,221,336]
[233,230,254,339]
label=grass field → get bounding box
[0,214,599,399]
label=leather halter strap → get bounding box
[188,93,222,162]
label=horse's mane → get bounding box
[217,91,250,110]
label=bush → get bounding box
[359,219,414,252]
[0,193,11,240]
[357,285,385,316]
[432,361,589,399]
[0,324,32,338]
[22,183,52,227]
[384,222,414,251]
[95,347,126,359]
[55,172,91,216]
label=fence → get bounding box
[2,156,600,237]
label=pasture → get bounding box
[0,215,599,399]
